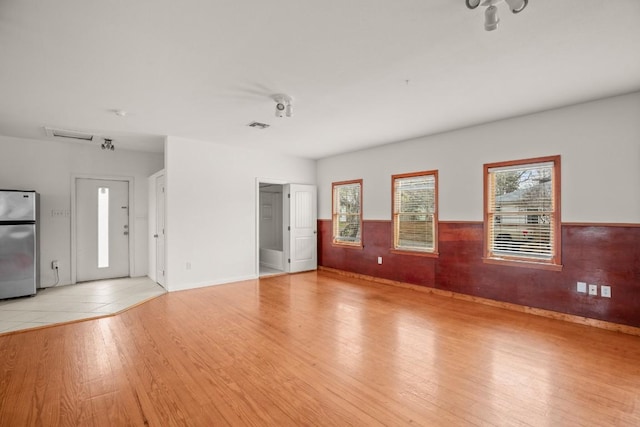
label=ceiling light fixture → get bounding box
[485,5,500,31]
[466,0,528,31]
[101,138,115,151]
[273,94,293,118]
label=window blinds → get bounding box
[332,181,362,245]
[487,162,554,260]
[393,174,436,251]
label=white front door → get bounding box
[76,178,130,282]
[155,174,166,287]
[286,184,317,273]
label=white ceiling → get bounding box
[1,0,639,159]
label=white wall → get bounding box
[164,136,315,292]
[0,136,164,287]
[318,92,640,223]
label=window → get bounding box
[98,187,109,268]
[392,171,438,255]
[484,155,561,269]
[332,180,362,247]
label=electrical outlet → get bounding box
[601,285,611,298]
[576,282,587,293]
[51,260,59,270]
[377,256,383,265]
[588,284,598,296]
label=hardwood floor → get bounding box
[1,270,639,426]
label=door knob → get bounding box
[153,234,158,238]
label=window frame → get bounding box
[331,179,363,249]
[391,170,439,257]
[483,155,562,271]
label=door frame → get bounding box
[71,174,135,284]
[255,178,288,276]
[148,169,166,288]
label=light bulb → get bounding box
[485,5,499,31]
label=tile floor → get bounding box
[259,265,285,277]
[0,276,166,334]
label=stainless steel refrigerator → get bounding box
[0,190,39,299]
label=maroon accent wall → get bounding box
[318,220,640,327]
[319,221,435,286]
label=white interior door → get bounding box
[155,174,166,287]
[76,178,130,282]
[286,184,317,273]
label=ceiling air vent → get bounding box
[44,127,94,141]
[247,121,270,130]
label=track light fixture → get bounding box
[466,0,528,31]
[273,94,293,118]
[101,138,115,151]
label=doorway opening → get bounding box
[256,179,317,278]
[259,183,285,277]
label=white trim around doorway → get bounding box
[255,177,288,277]
[70,174,136,284]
